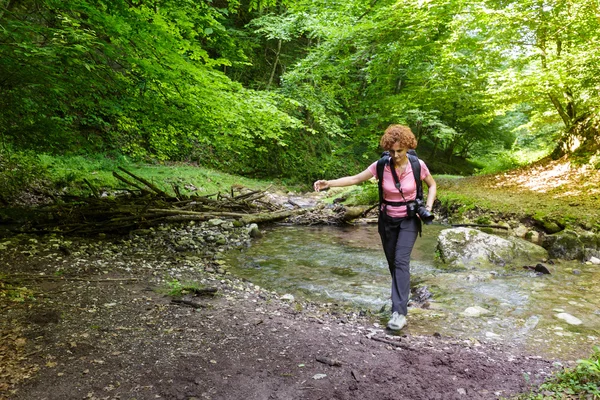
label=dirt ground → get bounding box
[0,224,558,400]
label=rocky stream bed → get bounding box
[1,210,572,400]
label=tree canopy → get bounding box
[1,0,599,180]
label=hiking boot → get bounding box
[387,312,407,330]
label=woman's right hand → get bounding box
[313,180,329,192]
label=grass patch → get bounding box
[163,278,202,297]
[3,151,279,202]
[514,347,600,399]
[435,169,600,229]
[0,150,50,204]
[40,153,275,196]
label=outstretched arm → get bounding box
[423,174,437,211]
[313,169,373,192]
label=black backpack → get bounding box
[376,149,423,208]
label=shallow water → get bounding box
[225,224,600,359]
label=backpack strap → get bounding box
[407,152,423,201]
[377,150,424,204]
[376,153,390,207]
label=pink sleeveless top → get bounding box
[367,159,430,218]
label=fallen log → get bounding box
[83,179,99,199]
[241,209,306,224]
[117,167,171,198]
[15,171,305,234]
[113,171,151,195]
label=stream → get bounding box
[225,224,600,359]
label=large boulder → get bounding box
[437,227,548,269]
[542,229,600,261]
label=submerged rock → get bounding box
[462,306,490,317]
[437,228,548,269]
[247,223,263,238]
[522,264,551,274]
[555,312,583,325]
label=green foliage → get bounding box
[475,215,491,225]
[515,347,600,399]
[164,279,201,297]
[0,278,35,303]
[277,0,520,174]
[0,149,49,205]
[464,0,600,157]
[2,0,600,184]
[0,0,306,179]
[340,182,379,207]
[471,151,523,175]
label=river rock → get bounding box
[555,312,582,325]
[462,306,490,317]
[437,228,548,269]
[589,256,600,265]
[208,218,225,227]
[280,294,295,302]
[513,225,528,238]
[247,223,262,238]
[523,315,540,331]
[533,216,563,234]
[542,229,600,261]
[525,230,540,244]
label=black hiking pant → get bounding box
[378,211,420,315]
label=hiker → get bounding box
[313,124,437,330]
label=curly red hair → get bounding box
[379,124,417,150]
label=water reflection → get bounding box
[225,224,600,359]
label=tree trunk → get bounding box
[446,141,456,163]
[267,39,282,88]
[431,137,439,159]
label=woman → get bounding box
[313,124,437,330]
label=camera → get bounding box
[415,199,434,225]
[406,201,418,218]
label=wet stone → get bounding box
[555,312,582,325]
[208,219,225,226]
[462,306,490,317]
[281,294,295,302]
